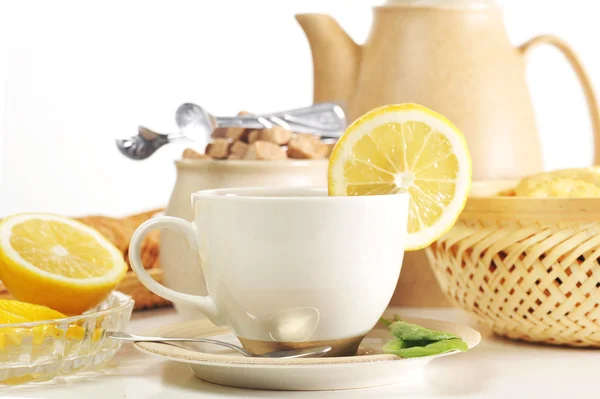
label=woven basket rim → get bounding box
[463,180,600,221]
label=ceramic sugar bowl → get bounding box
[160,159,327,320]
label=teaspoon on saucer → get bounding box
[106,331,332,359]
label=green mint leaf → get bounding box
[382,338,430,352]
[379,317,392,327]
[383,338,468,358]
[389,320,457,341]
[382,338,411,352]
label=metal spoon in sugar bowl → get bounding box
[107,331,332,359]
[116,102,346,161]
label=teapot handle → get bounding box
[518,35,600,164]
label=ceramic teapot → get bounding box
[297,0,600,308]
[296,0,600,181]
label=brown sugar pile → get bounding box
[182,110,335,161]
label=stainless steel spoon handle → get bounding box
[273,102,346,133]
[215,103,346,137]
[107,331,253,356]
[106,331,332,359]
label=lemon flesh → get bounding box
[329,104,472,250]
[0,214,127,315]
[0,300,66,324]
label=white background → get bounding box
[1,0,599,217]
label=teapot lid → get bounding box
[385,0,498,8]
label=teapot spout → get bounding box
[296,14,361,108]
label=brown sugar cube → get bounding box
[225,127,247,142]
[314,142,335,159]
[205,138,230,159]
[247,130,261,144]
[211,127,227,139]
[245,140,287,160]
[225,111,252,142]
[229,140,249,158]
[259,126,292,146]
[294,133,321,146]
[182,148,211,160]
[287,137,318,159]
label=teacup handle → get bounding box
[128,216,222,324]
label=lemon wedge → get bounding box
[0,213,127,315]
[0,300,65,349]
[0,300,66,324]
[0,299,94,351]
[328,104,472,250]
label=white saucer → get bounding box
[134,316,481,391]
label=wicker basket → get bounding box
[426,181,600,347]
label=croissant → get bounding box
[76,208,163,270]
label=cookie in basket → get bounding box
[515,167,600,197]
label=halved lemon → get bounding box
[329,104,472,250]
[0,214,127,315]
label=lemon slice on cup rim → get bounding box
[328,104,472,251]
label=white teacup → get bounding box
[129,187,408,356]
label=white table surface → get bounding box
[1,306,598,399]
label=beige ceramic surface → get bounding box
[297,0,600,308]
[297,5,600,180]
[134,315,481,391]
[160,160,327,320]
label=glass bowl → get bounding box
[0,291,133,384]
